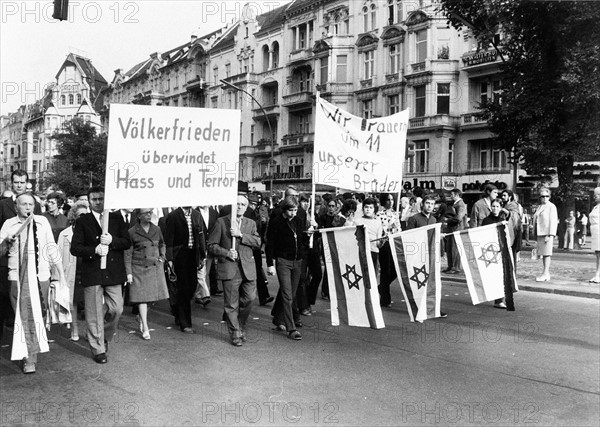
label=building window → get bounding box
[361,99,373,119]
[389,43,401,74]
[388,94,400,115]
[250,124,255,145]
[437,83,450,114]
[370,3,377,30]
[437,27,451,59]
[409,140,429,173]
[415,85,426,117]
[469,140,508,171]
[492,80,502,104]
[174,74,179,89]
[288,156,304,175]
[362,6,369,32]
[297,113,311,134]
[479,82,488,105]
[61,95,66,105]
[165,78,170,91]
[272,43,279,68]
[363,50,375,79]
[320,57,328,85]
[336,55,347,82]
[448,139,454,173]
[213,67,218,85]
[76,94,82,104]
[225,63,231,78]
[387,0,402,25]
[416,29,427,63]
[211,96,218,108]
[68,94,74,105]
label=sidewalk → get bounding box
[441,249,599,300]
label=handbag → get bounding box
[165,263,178,306]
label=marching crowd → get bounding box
[0,169,599,374]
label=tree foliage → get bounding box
[438,0,600,209]
[46,118,107,196]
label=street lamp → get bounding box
[220,79,275,197]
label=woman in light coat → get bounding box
[57,201,89,341]
[533,187,558,281]
[125,208,169,340]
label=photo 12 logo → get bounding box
[200,1,284,25]
[1,1,139,24]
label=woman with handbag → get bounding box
[124,208,169,340]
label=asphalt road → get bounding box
[1,281,598,426]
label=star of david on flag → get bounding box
[388,223,442,322]
[320,225,384,329]
[451,222,518,305]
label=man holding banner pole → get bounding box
[71,186,131,364]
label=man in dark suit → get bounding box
[0,170,42,341]
[165,206,205,333]
[194,205,218,306]
[70,186,131,364]
[208,195,261,346]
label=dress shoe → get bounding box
[182,327,195,334]
[231,337,243,347]
[439,312,448,318]
[288,330,302,340]
[70,334,79,342]
[442,268,452,273]
[213,290,224,296]
[22,359,36,374]
[300,309,312,316]
[272,320,286,332]
[294,320,303,328]
[142,330,151,340]
[446,269,459,275]
[260,296,274,306]
[494,302,507,309]
[240,331,247,342]
[535,276,550,282]
[94,353,107,364]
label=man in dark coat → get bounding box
[70,186,131,363]
[165,206,206,333]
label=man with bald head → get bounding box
[0,170,42,342]
[0,193,66,373]
[208,195,261,346]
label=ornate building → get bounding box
[102,0,521,203]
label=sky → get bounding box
[0,0,292,115]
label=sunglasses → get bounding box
[540,195,550,198]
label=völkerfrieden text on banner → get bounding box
[104,104,241,209]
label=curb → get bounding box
[441,276,600,300]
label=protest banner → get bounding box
[313,96,408,192]
[104,104,241,209]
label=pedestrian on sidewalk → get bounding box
[576,211,587,249]
[589,188,600,284]
[532,187,558,282]
[563,210,576,251]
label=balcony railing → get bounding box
[222,72,258,86]
[409,115,460,129]
[411,62,426,72]
[281,133,314,147]
[315,82,354,94]
[282,90,313,107]
[461,113,487,125]
[288,48,313,64]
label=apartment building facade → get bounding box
[101,0,518,202]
